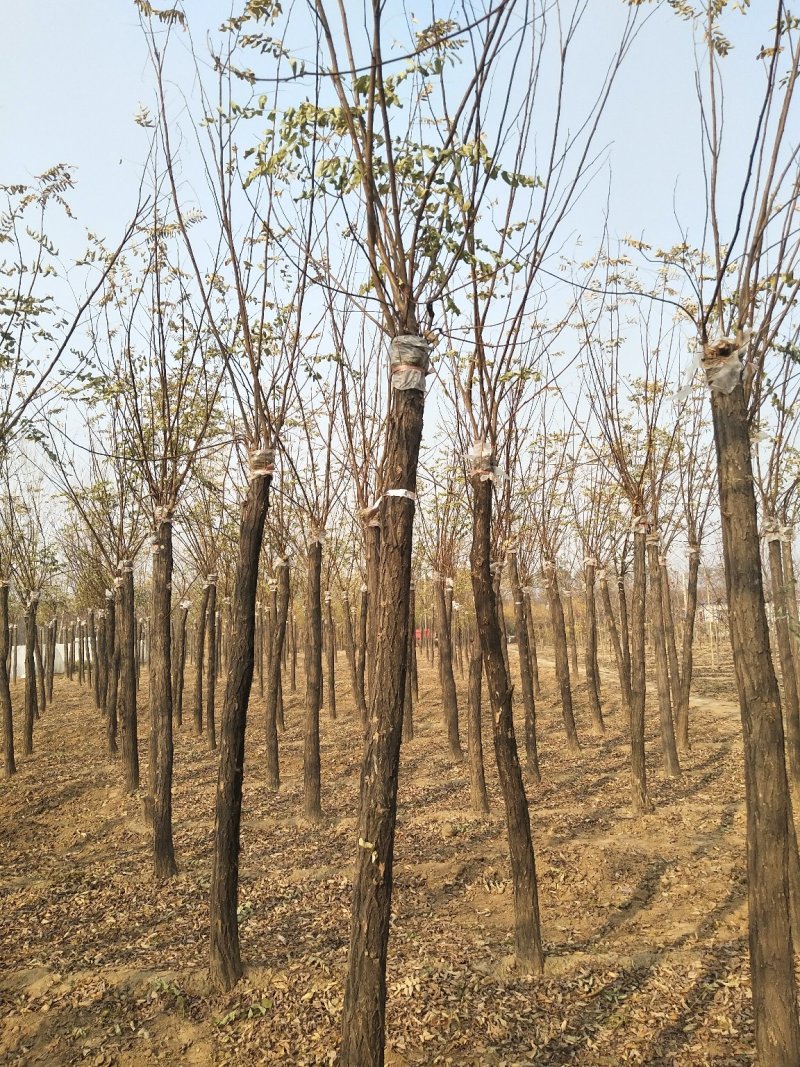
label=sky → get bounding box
[2,0,780,261]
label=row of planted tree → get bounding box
[3,1,800,1063]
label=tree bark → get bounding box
[151,517,177,879]
[22,596,39,756]
[583,560,605,736]
[304,539,324,821]
[564,591,579,680]
[660,558,682,723]
[106,588,119,757]
[599,569,631,715]
[507,550,541,780]
[767,532,800,786]
[206,578,218,752]
[265,559,290,791]
[209,458,272,992]
[467,630,489,814]
[434,576,462,760]
[647,538,681,778]
[677,547,701,753]
[402,585,415,742]
[173,603,189,728]
[356,583,368,721]
[325,590,337,720]
[340,336,427,1067]
[0,582,15,776]
[523,589,541,698]
[471,471,543,972]
[364,520,381,706]
[118,564,139,793]
[543,562,581,755]
[630,530,653,814]
[193,583,211,735]
[709,381,800,1065]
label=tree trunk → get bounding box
[22,597,39,755]
[471,469,543,972]
[364,520,381,706]
[523,589,541,698]
[543,562,581,755]
[304,539,324,821]
[709,381,800,1065]
[767,532,800,786]
[618,574,631,685]
[265,558,290,791]
[106,588,119,757]
[343,592,367,721]
[325,590,337,720]
[209,455,272,991]
[356,583,368,721]
[151,516,177,879]
[434,576,462,760]
[647,538,681,778]
[402,585,414,742]
[583,560,605,736]
[193,583,211,735]
[0,582,15,776]
[89,610,100,709]
[599,569,631,715]
[173,603,189,728]
[467,630,489,814]
[630,529,653,814]
[340,335,427,1067]
[119,562,140,793]
[507,550,540,780]
[206,578,218,752]
[660,558,682,722]
[677,547,700,753]
[564,591,579,679]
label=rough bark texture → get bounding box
[647,539,681,778]
[677,548,700,753]
[304,541,324,821]
[0,583,15,776]
[618,575,631,685]
[364,521,381,706]
[402,586,414,743]
[599,570,631,715]
[543,564,580,755]
[193,584,211,735]
[209,468,271,992]
[265,561,290,792]
[660,560,682,719]
[339,362,424,1067]
[467,629,489,814]
[523,590,541,698]
[106,590,119,756]
[325,591,337,721]
[356,584,368,722]
[564,592,579,679]
[507,551,540,780]
[22,600,38,756]
[206,581,218,752]
[471,475,543,973]
[434,577,462,761]
[583,561,605,736]
[767,535,800,786]
[630,532,653,814]
[119,565,140,793]
[710,382,800,1065]
[151,519,177,879]
[173,604,189,728]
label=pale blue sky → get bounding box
[2,0,777,262]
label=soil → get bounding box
[0,650,758,1065]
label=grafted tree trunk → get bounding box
[206,577,218,752]
[193,582,211,735]
[265,558,290,791]
[471,470,543,972]
[647,537,681,778]
[209,452,272,992]
[434,575,462,760]
[507,550,540,780]
[676,546,700,753]
[119,562,140,793]
[709,381,800,1065]
[340,335,427,1067]
[467,630,489,814]
[151,515,177,879]
[0,581,15,776]
[543,562,580,755]
[583,559,605,736]
[304,539,324,821]
[630,528,653,814]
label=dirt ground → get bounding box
[0,649,759,1065]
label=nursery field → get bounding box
[0,654,756,1066]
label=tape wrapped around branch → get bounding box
[389,335,432,393]
[248,446,275,482]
